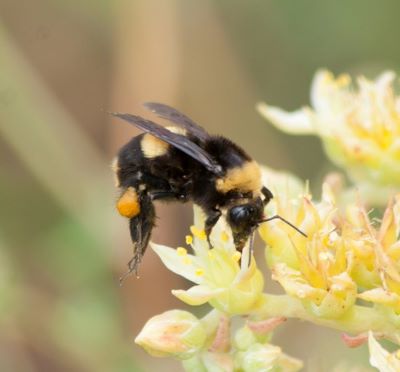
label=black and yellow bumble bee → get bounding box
[111,103,305,277]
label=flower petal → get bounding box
[358,288,400,305]
[260,165,304,200]
[310,69,351,121]
[172,285,226,306]
[151,243,201,284]
[313,272,357,318]
[271,263,326,303]
[257,102,315,134]
[368,331,400,372]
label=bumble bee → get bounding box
[111,103,305,277]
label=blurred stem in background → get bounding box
[0,23,109,236]
[0,24,137,371]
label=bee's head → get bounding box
[226,197,264,233]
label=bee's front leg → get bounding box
[204,208,222,248]
[261,186,273,206]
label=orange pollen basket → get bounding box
[117,187,141,218]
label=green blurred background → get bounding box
[1,1,399,371]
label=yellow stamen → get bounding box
[220,231,229,242]
[190,226,207,240]
[336,74,350,87]
[231,251,241,262]
[177,247,187,256]
[185,235,193,245]
[183,257,192,265]
[195,268,204,276]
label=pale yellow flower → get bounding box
[260,183,359,318]
[260,165,400,325]
[368,332,400,372]
[135,310,206,360]
[152,206,264,315]
[258,70,400,187]
[358,195,400,318]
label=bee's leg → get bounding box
[120,193,156,283]
[261,186,274,206]
[150,190,188,202]
[248,230,256,266]
[204,208,222,248]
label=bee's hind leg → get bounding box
[120,193,156,283]
[150,190,188,202]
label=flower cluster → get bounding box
[151,206,264,315]
[259,174,400,342]
[134,70,400,371]
[135,206,302,371]
[258,70,400,189]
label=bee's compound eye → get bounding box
[227,202,263,230]
[228,205,251,228]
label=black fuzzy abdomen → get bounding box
[116,134,199,195]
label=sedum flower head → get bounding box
[152,206,264,315]
[259,167,400,338]
[134,165,400,368]
[260,182,358,318]
[135,309,206,359]
[258,70,400,187]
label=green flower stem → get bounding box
[254,294,400,345]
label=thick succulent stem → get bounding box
[253,294,400,345]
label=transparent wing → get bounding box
[144,102,209,142]
[111,112,223,175]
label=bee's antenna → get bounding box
[259,215,307,238]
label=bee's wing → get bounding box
[143,102,209,142]
[112,113,223,175]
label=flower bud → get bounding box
[135,310,206,360]
[236,343,303,372]
[233,326,257,351]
